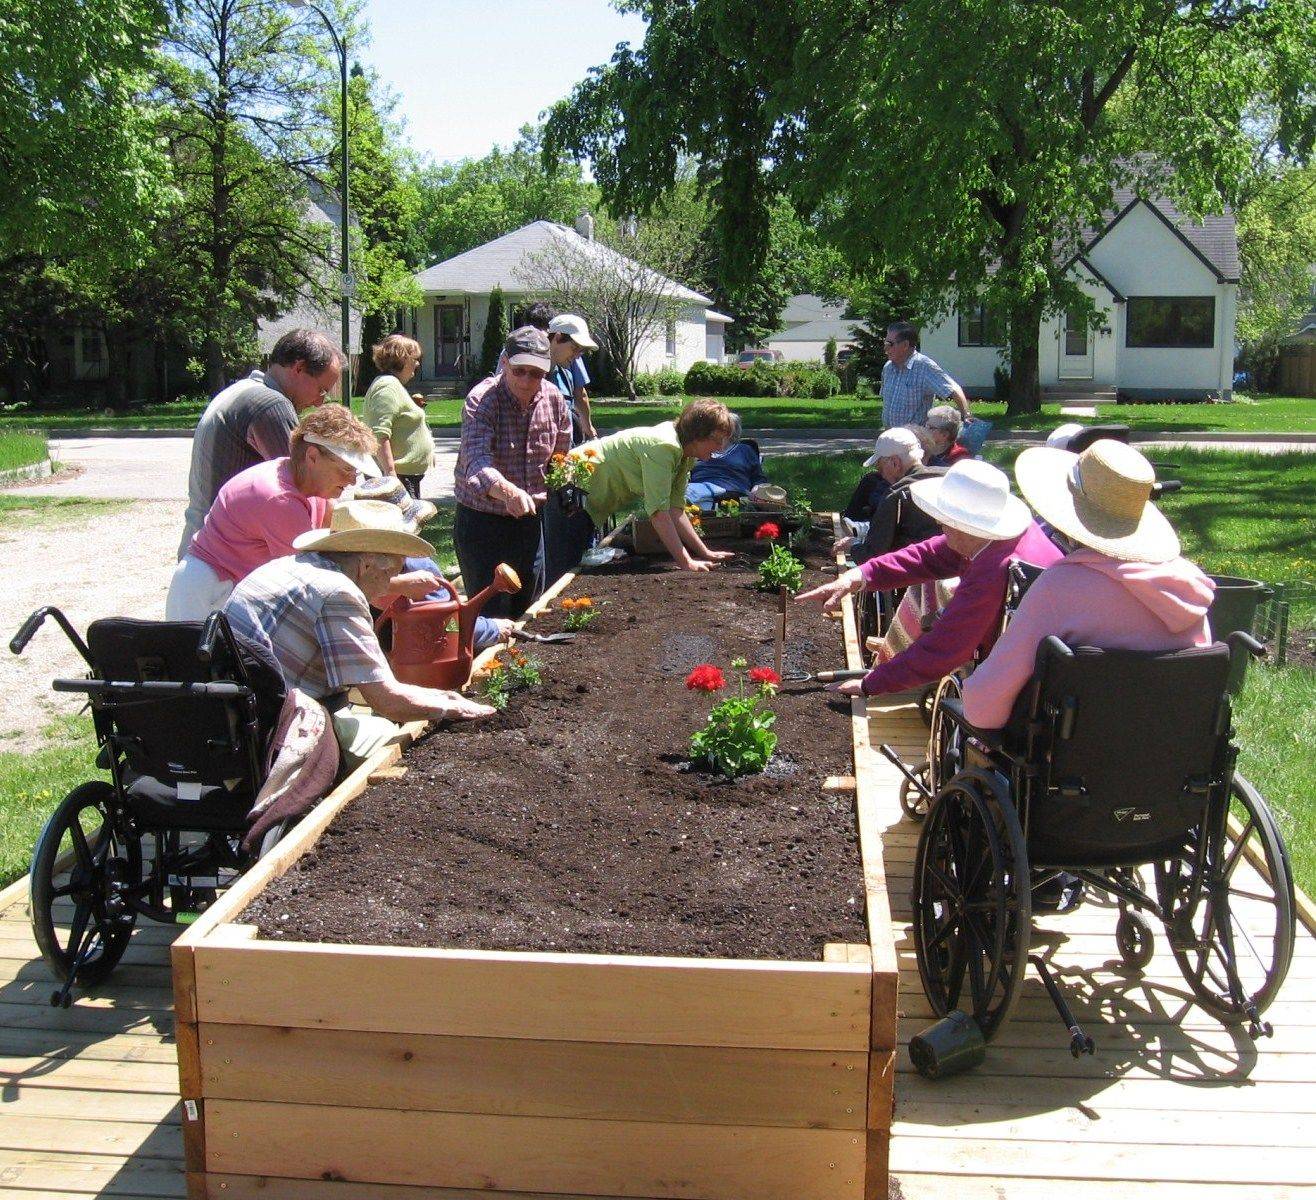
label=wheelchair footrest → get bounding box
[1029,954,1096,1060]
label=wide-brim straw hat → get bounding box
[906,458,1031,541]
[1015,440,1180,563]
[293,499,434,558]
[349,477,437,530]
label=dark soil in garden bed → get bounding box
[244,533,870,960]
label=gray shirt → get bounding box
[179,370,297,557]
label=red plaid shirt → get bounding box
[453,375,571,515]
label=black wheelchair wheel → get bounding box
[912,771,1031,1040]
[1156,774,1294,1024]
[1115,910,1156,971]
[30,781,139,988]
[926,675,965,795]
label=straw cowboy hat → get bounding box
[349,477,437,531]
[906,459,1032,541]
[293,499,433,558]
[1014,440,1179,563]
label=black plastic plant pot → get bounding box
[908,1009,986,1080]
[1206,574,1273,694]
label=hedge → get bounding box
[683,360,842,399]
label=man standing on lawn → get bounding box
[178,328,343,557]
[880,321,974,430]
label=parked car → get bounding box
[736,348,784,369]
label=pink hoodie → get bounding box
[961,549,1215,729]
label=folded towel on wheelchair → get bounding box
[243,688,340,851]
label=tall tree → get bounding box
[337,63,424,386]
[0,0,167,263]
[547,0,1316,413]
[158,0,341,390]
[414,125,598,265]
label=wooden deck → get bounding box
[0,709,1313,1200]
[864,695,1316,1200]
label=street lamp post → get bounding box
[287,0,352,402]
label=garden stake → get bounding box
[775,586,788,680]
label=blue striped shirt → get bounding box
[880,351,957,428]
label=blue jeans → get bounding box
[542,493,598,588]
[453,504,543,618]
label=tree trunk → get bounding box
[104,325,131,410]
[1006,292,1045,416]
[357,311,385,393]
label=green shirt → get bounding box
[362,374,434,476]
[582,421,694,525]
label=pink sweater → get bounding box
[961,550,1216,729]
[189,458,329,583]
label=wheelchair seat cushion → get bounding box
[125,774,255,832]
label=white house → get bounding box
[406,218,728,385]
[766,294,861,362]
[919,191,1240,401]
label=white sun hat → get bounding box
[1046,422,1085,450]
[862,426,924,468]
[292,499,433,558]
[548,313,599,350]
[1015,440,1179,563]
[300,431,381,478]
[906,459,1032,541]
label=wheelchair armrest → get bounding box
[937,696,1006,751]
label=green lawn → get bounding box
[4,392,1316,435]
[0,714,107,888]
[0,429,47,472]
[0,494,130,532]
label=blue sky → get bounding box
[354,0,647,164]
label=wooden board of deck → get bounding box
[865,699,1316,1198]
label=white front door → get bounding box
[1058,307,1095,380]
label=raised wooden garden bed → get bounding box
[171,522,899,1200]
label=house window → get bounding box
[1126,297,1215,348]
[957,303,1005,347]
[665,319,677,357]
[75,328,108,380]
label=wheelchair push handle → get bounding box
[1151,479,1182,497]
[198,612,224,664]
[9,606,95,666]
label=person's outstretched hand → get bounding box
[702,549,735,562]
[826,678,865,697]
[681,557,716,572]
[439,692,498,720]
[795,568,863,612]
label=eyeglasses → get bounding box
[509,366,546,381]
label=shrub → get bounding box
[683,360,840,399]
[757,544,805,592]
[993,365,1011,403]
[824,336,839,370]
[633,372,661,396]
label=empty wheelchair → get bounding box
[907,633,1295,1056]
[10,608,288,1006]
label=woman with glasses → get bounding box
[362,334,434,499]
[453,326,572,617]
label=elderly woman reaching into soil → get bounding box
[543,398,740,584]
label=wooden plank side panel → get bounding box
[207,1179,667,1200]
[191,941,871,1050]
[197,1024,867,1129]
[203,1101,867,1200]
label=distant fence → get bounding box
[1278,344,1316,398]
[1257,581,1315,667]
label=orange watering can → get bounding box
[374,563,521,691]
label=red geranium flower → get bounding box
[748,666,781,688]
[685,664,727,692]
[755,521,781,540]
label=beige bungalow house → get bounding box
[405,217,728,387]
